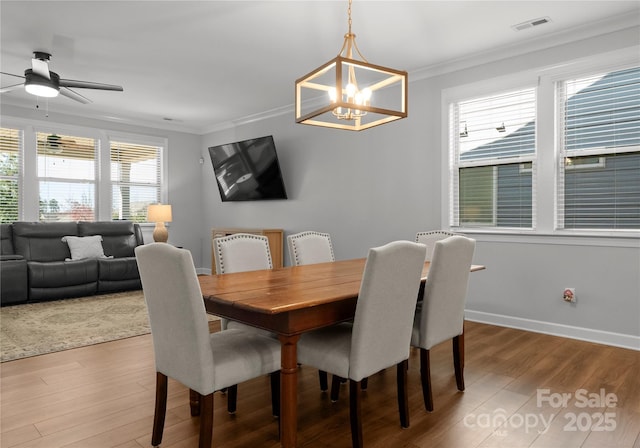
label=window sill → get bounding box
[454,228,640,248]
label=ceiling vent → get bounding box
[512,17,551,32]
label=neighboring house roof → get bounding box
[460,121,534,161]
[460,66,640,162]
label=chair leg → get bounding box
[270,371,281,417]
[152,372,168,447]
[189,388,200,417]
[397,360,410,428]
[199,393,214,448]
[227,384,238,414]
[349,379,363,448]
[330,375,342,402]
[420,348,434,412]
[453,333,465,391]
[319,370,328,391]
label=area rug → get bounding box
[1,291,221,362]
[1,290,153,362]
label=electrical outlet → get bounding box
[563,288,576,303]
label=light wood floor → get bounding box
[1,321,639,448]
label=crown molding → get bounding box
[410,12,639,82]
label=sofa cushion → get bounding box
[12,222,77,262]
[97,258,142,293]
[98,257,140,281]
[78,221,140,258]
[62,235,110,260]
[28,259,99,288]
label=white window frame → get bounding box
[35,127,99,222]
[0,118,168,223]
[107,131,168,223]
[442,49,640,239]
[446,80,538,232]
[554,64,640,233]
[0,127,23,223]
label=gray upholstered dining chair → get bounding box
[287,231,335,266]
[415,230,458,261]
[213,233,273,332]
[411,235,475,412]
[135,243,281,448]
[287,230,338,394]
[212,232,276,412]
[296,240,427,448]
[213,233,273,276]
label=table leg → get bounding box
[279,334,300,448]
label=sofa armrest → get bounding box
[1,257,28,305]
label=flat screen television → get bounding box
[208,135,288,202]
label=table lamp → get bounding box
[147,204,172,243]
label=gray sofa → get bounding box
[0,221,144,306]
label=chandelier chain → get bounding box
[347,0,352,34]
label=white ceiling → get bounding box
[1,1,639,134]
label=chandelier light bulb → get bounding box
[328,87,337,102]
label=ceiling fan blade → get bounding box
[59,78,123,91]
[59,87,92,104]
[0,83,24,93]
[1,71,26,80]
[31,58,51,79]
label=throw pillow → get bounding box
[61,235,108,261]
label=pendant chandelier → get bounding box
[295,0,408,131]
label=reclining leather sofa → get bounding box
[0,221,144,306]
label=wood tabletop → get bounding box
[199,258,486,315]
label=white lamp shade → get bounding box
[147,204,172,223]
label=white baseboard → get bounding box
[465,310,640,351]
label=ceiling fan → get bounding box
[0,51,123,104]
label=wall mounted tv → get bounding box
[208,135,288,202]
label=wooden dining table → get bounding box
[198,258,485,448]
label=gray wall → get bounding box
[2,26,638,349]
[200,27,640,348]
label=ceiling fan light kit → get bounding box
[295,0,408,131]
[24,69,60,98]
[1,51,123,104]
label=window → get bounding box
[446,58,639,237]
[557,66,640,230]
[450,88,536,229]
[0,123,166,223]
[0,128,21,223]
[37,132,97,222]
[111,141,163,222]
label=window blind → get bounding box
[558,66,640,230]
[0,128,21,223]
[37,132,97,222]
[110,141,162,222]
[451,88,536,229]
